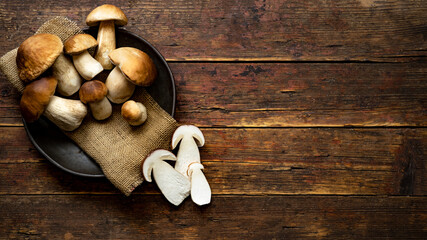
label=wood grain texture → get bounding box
[1,195,426,239]
[1,127,425,195]
[1,1,427,239]
[1,62,426,127]
[0,0,426,61]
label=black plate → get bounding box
[23,28,176,177]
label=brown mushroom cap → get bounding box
[86,4,128,26]
[20,76,58,122]
[64,34,98,55]
[16,34,63,83]
[79,80,108,104]
[121,100,142,122]
[109,47,157,86]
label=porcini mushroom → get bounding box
[64,34,103,80]
[142,149,190,206]
[86,4,128,70]
[121,100,147,126]
[16,33,63,83]
[52,53,82,96]
[171,125,205,176]
[20,76,87,131]
[79,80,112,120]
[188,163,211,206]
[106,47,157,103]
[172,125,211,205]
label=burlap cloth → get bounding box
[0,17,179,195]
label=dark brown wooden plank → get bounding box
[173,62,427,127]
[1,62,426,127]
[0,0,426,61]
[0,195,426,239]
[1,127,425,195]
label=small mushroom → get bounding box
[79,80,112,120]
[141,149,190,206]
[86,4,128,70]
[188,163,211,206]
[16,33,63,83]
[52,53,82,96]
[64,34,103,80]
[106,47,157,103]
[121,100,147,126]
[20,76,87,131]
[171,125,205,176]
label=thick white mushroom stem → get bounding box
[188,163,211,206]
[95,20,115,70]
[72,50,103,80]
[52,53,82,96]
[105,66,135,104]
[142,150,190,206]
[172,125,205,177]
[89,97,112,121]
[43,96,87,131]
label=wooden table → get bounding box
[1,0,426,239]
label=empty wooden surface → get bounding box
[0,0,426,239]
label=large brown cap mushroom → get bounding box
[79,80,108,104]
[109,47,157,86]
[20,76,57,122]
[86,4,128,26]
[16,34,63,83]
[64,34,98,55]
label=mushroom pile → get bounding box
[142,125,212,206]
[16,4,153,129]
[16,4,212,206]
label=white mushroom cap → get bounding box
[172,125,205,149]
[142,149,177,182]
[141,149,190,206]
